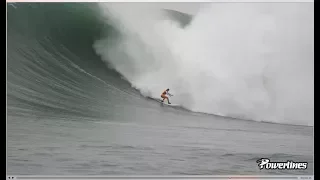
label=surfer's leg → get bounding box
[161,95,168,103]
[163,98,168,103]
[160,95,165,102]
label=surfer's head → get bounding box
[166,88,169,91]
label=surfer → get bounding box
[161,88,173,104]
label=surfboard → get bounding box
[155,99,179,106]
[163,103,180,107]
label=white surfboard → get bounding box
[156,99,179,106]
[162,102,179,106]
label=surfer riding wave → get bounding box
[161,88,173,104]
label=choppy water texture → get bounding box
[7,3,313,175]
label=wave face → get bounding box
[8,3,313,126]
[7,3,142,120]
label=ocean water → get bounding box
[7,3,313,175]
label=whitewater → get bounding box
[94,3,314,126]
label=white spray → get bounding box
[94,3,314,126]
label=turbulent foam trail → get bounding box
[94,3,313,126]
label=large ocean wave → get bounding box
[7,3,314,126]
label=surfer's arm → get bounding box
[167,92,173,96]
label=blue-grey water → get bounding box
[7,3,313,175]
